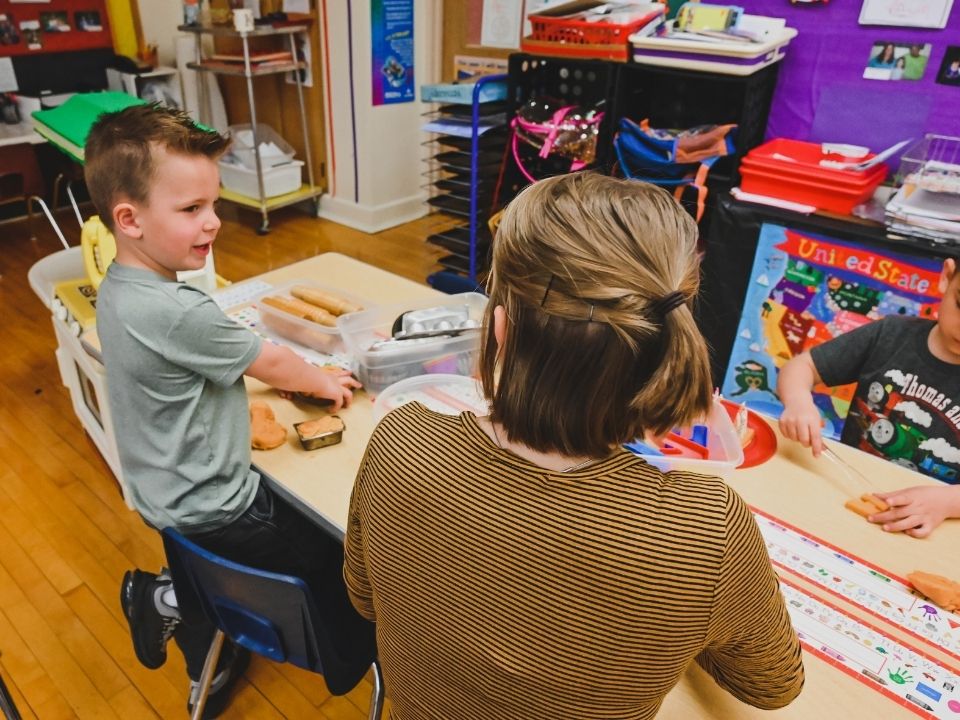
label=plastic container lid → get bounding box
[228,123,296,171]
[373,374,487,423]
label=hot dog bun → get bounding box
[290,285,363,316]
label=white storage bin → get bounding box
[630,26,797,76]
[228,123,296,170]
[624,398,744,480]
[337,292,488,396]
[219,157,303,199]
[254,279,373,354]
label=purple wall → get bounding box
[737,0,960,151]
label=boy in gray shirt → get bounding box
[85,104,375,717]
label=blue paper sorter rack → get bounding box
[422,73,508,291]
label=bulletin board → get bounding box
[0,0,113,57]
[735,0,960,152]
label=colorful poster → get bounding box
[371,0,414,106]
[721,224,943,439]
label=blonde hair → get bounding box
[85,104,229,233]
[479,173,712,457]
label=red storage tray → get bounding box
[739,163,885,214]
[743,138,888,187]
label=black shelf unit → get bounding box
[422,74,508,287]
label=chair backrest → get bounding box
[161,528,372,695]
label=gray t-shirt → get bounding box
[811,316,960,484]
[97,263,263,531]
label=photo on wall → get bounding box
[39,11,70,32]
[937,46,960,87]
[863,41,932,81]
[18,19,41,49]
[75,11,102,32]
[0,14,19,45]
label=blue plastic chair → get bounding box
[161,528,383,720]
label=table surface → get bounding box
[79,252,956,718]
[0,118,41,147]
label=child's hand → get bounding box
[301,369,361,412]
[778,398,824,457]
[869,485,960,538]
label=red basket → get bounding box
[529,6,663,45]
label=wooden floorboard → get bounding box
[0,203,441,718]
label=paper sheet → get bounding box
[0,57,17,93]
[480,0,523,49]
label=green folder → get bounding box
[32,92,146,163]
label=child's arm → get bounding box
[246,342,360,411]
[777,351,826,457]
[868,485,960,538]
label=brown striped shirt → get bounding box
[345,403,803,719]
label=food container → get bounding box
[254,280,372,354]
[294,415,344,450]
[373,374,487,423]
[337,292,488,396]
[623,398,744,480]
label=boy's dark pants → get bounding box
[171,479,376,680]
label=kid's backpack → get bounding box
[613,118,736,221]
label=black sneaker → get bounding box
[120,569,180,670]
[187,646,252,719]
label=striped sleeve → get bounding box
[696,486,805,709]
[343,442,375,622]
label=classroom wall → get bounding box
[317,0,442,232]
[738,0,960,152]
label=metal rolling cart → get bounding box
[180,22,321,234]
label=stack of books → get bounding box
[32,92,145,162]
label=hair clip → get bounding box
[541,274,555,307]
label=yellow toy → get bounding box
[80,215,117,290]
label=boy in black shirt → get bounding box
[779,258,960,538]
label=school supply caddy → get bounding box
[613,118,736,220]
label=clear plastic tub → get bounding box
[219,157,304,199]
[337,292,488,396]
[254,280,372,354]
[624,398,744,480]
[372,374,487,422]
[228,123,296,170]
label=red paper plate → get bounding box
[720,399,778,469]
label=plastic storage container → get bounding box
[630,27,797,76]
[624,398,744,479]
[337,292,488,396]
[219,157,304,199]
[739,138,888,214]
[254,279,372,354]
[228,123,296,170]
[372,374,487,422]
[523,3,664,61]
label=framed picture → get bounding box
[859,0,954,28]
[75,10,102,31]
[937,46,960,87]
[862,41,932,82]
[39,11,70,32]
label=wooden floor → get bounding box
[0,202,455,719]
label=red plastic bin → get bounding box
[529,11,661,45]
[739,163,886,214]
[742,138,888,186]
